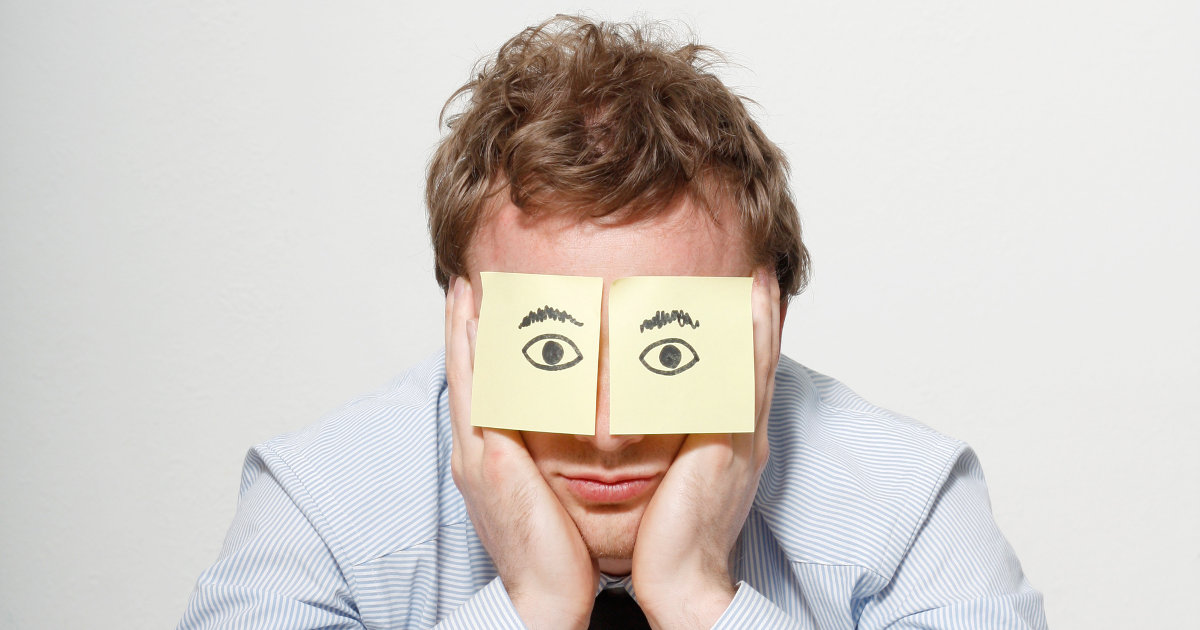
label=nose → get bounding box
[578,379,643,451]
[577,298,643,451]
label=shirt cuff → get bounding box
[436,577,528,629]
[710,581,801,630]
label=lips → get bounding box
[562,474,658,504]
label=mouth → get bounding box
[561,474,659,504]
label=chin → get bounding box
[570,504,644,560]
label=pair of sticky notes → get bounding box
[470,272,754,435]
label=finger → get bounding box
[750,266,778,460]
[761,268,782,459]
[467,318,478,368]
[479,427,537,472]
[447,277,481,454]
[763,267,781,389]
[444,276,457,355]
[679,432,737,465]
[769,268,781,358]
[445,276,468,478]
[751,267,773,418]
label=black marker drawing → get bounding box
[518,306,585,329]
[639,310,700,333]
[638,338,700,376]
[522,333,584,371]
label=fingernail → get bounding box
[449,276,458,295]
[755,267,768,287]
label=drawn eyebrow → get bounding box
[639,310,701,333]
[517,305,585,329]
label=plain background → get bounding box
[2,1,1196,628]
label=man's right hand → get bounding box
[444,276,599,630]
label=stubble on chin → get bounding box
[566,504,644,560]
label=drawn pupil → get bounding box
[658,344,681,369]
[637,337,699,376]
[521,333,583,371]
[541,340,564,365]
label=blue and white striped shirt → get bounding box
[179,352,1046,628]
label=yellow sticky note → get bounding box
[608,276,754,434]
[471,272,603,434]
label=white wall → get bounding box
[1,1,1195,627]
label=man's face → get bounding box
[467,195,753,574]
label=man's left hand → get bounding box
[631,267,782,628]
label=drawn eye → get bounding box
[521,333,584,371]
[638,338,699,376]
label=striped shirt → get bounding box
[179,351,1047,629]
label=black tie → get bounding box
[589,588,651,629]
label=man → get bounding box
[180,16,1046,629]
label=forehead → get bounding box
[466,196,753,281]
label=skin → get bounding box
[444,195,784,629]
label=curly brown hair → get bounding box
[426,15,810,298]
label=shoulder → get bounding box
[249,350,464,566]
[756,356,967,578]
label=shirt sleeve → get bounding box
[179,444,532,630]
[177,446,363,630]
[710,581,803,629]
[433,577,527,629]
[860,449,1048,629]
